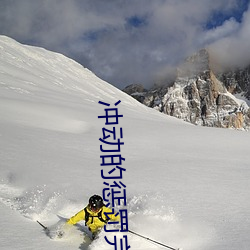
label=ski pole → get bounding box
[37,220,48,230]
[128,229,181,250]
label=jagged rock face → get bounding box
[123,83,146,95]
[217,66,250,99]
[123,84,147,103]
[123,49,250,130]
[162,74,249,128]
[160,49,250,129]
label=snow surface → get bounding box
[0,35,250,250]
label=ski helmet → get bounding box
[89,195,104,211]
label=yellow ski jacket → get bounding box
[67,206,120,233]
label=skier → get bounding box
[66,194,120,239]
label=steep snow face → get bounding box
[0,35,144,113]
[0,36,250,250]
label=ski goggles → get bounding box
[90,204,101,212]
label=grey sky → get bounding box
[0,0,249,89]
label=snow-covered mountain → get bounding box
[1,36,250,250]
[124,49,250,130]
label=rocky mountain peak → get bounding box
[123,49,250,130]
[177,48,210,78]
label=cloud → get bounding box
[0,0,249,88]
[200,18,240,45]
[209,4,250,69]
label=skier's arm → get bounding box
[110,211,120,221]
[67,209,85,225]
[103,207,120,221]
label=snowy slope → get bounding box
[0,36,250,250]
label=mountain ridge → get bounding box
[123,48,250,130]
